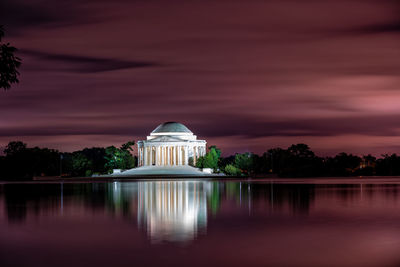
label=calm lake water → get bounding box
[2,178,400,267]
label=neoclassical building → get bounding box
[137,122,207,167]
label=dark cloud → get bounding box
[351,21,400,35]
[338,0,400,35]
[20,49,160,73]
[0,0,97,35]
[189,114,400,139]
[2,113,400,140]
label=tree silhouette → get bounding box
[0,25,21,90]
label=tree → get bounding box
[234,152,253,175]
[326,152,361,176]
[376,154,400,176]
[104,146,123,170]
[104,142,136,172]
[2,141,60,179]
[267,148,288,174]
[0,26,21,90]
[250,153,269,174]
[121,140,135,151]
[209,145,221,158]
[196,147,220,171]
[119,141,136,169]
[72,153,92,176]
[80,147,107,174]
[358,154,376,176]
[287,144,315,158]
[283,144,323,177]
[4,141,27,156]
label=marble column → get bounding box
[159,147,161,166]
[158,146,161,165]
[193,146,197,166]
[138,147,141,166]
[160,147,162,166]
[184,146,188,165]
[168,146,171,165]
[139,147,142,166]
[150,146,152,165]
[178,146,181,165]
[172,146,175,165]
[181,146,184,165]
[147,147,150,166]
[177,146,182,165]
[149,146,154,166]
[154,146,157,166]
[169,146,171,165]
[176,146,179,166]
[145,147,148,166]
[149,146,152,165]
[142,147,146,166]
[161,147,164,166]
[166,146,168,166]
[140,147,143,166]
[152,147,154,165]
[171,146,174,165]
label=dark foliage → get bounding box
[376,154,400,176]
[0,140,136,180]
[218,143,400,178]
[0,25,21,90]
[1,141,60,180]
[2,140,400,180]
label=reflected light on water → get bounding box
[137,181,207,242]
[4,179,400,267]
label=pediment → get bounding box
[148,135,186,142]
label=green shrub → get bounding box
[224,164,242,176]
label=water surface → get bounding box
[1,178,400,267]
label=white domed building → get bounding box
[137,122,207,167]
[112,122,213,176]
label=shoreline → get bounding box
[3,176,400,184]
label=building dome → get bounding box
[152,122,192,134]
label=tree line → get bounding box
[0,141,136,180]
[196,144,400,177]
[2,141,400,180]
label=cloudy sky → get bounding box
[1,0,400,156]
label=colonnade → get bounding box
[138,145,204,167]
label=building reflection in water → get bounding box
[8,180,400,244]
[137,181,208,242]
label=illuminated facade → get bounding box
[137,122,207,167]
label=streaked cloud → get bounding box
[21,49,160,73]
[1,0,400,156]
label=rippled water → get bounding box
[1,178,400,267]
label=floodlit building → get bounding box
[137,122,207,167]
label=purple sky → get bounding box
[1,0,400,156]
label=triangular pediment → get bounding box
[148,135,186,142]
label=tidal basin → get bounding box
[2,178,400,267]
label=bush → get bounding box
[224,164,242,176]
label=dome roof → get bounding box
[151,122,192,134]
